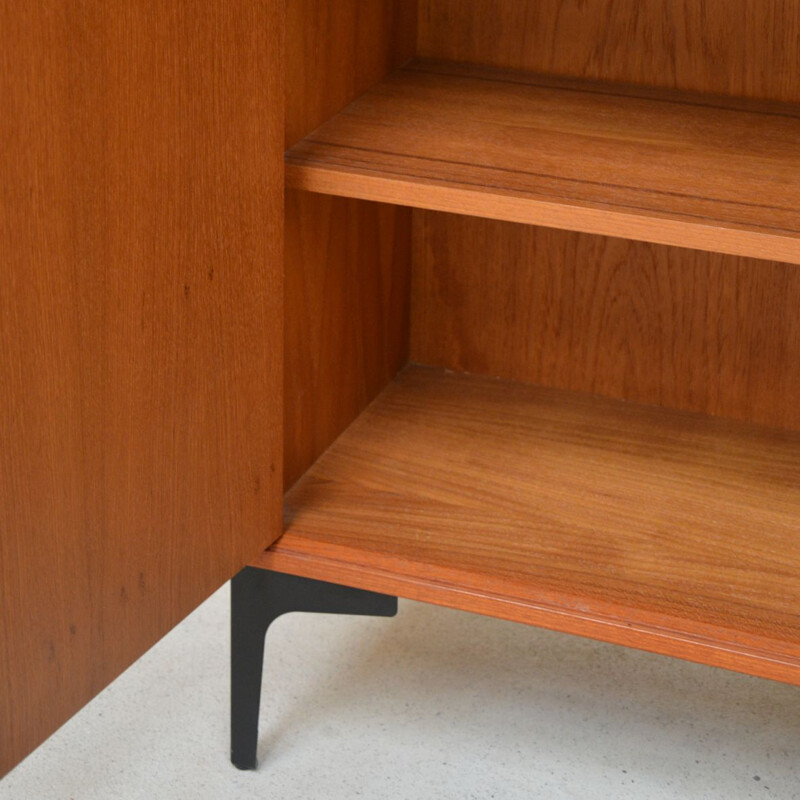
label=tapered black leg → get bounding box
[230,568,271,771]
[230,566,398,770]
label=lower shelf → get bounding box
[256,365,800,684]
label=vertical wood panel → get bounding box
[284,192,411,488]
[283,0,416,488]
[286,0,417,146]
[0,1,283,775]
[412,212,800,430]
[418,0,800,103]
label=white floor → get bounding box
[2,585,799,800]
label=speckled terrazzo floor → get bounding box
[2,584,798,799]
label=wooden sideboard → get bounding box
[3,0,799,778]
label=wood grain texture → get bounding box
[0,1,283,775]
[418,0,800,104]
[260,366,800,685]
[411,212,800,431]
[283,0,416,489]
[286,0,417,147]
[284,191,411,489]
[286,61,800,265]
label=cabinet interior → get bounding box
[269,0,800,683]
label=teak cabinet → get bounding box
[2,0,800,779]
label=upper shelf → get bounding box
[286,60,800,265]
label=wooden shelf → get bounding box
[286,60,800,265]
[258,365,800,684]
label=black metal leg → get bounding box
[230,566,398,770]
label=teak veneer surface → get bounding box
[412,212,800,432]
[0,0,283,775]
[419,0,800,104]
[285,0,416,148]
[286,61,800,265]
[284,191,411,490]
[283,0,415,489]
[261,366,800,684]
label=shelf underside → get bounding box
[286,60,800,265]
[258,365,800,684]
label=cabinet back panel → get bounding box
[284,0,416,490]
[418,0,800,103]
[412,212,800,431]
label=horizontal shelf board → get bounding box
[259,365,800,683]
[286,60,800,265]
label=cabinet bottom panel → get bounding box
[257,364,800,684]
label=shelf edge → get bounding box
[254,543,800,687]
[286,160,800,266]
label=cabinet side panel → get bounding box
[412,213,800,431]
[286,0,417,146]
[284,0,416,490]
[285,192,411,489]
[418,0,800,103]
[0,1,283,774]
